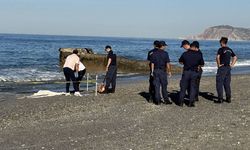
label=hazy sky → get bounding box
[0,0,250,38]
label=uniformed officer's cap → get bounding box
[180,40,190,48]
[159,41,168,47]
[191,41,199,49]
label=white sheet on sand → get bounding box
[27,90,66,99]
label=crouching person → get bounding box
[63,49,82,96]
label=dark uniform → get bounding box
[216,47,236,102]
[105,50,117,93]
[147,48,158,101]
[151,49,171,105]
[195,50,203,101]
[179,50,204,107]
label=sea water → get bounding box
[0,33,250,93]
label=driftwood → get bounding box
[59,48,181,74]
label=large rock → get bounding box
[59,48,182,74]
[186,25,250,41]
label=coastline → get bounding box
[0,74,249,149]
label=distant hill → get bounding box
[186,25,250,41]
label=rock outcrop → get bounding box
[187,25,250,41]
[59,48,182,74]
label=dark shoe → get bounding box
[155,102,161,105]
[214,98,223,103]
[148,97,153,103]
[225,97,231,103]
[163,99,172,105]
[148,94,155,103]
[107,89,115,93]
[178,101,184,107]
[188,102,195,107]
[195,97,199,102]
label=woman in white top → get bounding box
[63,49,82,96]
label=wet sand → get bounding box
[0,75,249,150]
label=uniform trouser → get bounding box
[179,71,199,103]
[63,67,79,93]
[105,65,117,91]
[216,66,231,99]
[196,70,203,98]
[149,74,155,99]
[181,70,202,99]
[76,69,86,89]
[153,69,168,104]
[180,77,191,97]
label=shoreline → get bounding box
[1,71,250,95]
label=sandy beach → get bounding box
[0,75,249,150]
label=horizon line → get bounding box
[0,32,180,40]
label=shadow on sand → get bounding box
[138,92,151,103]
[199,92,218,101]
[139,90,218,105]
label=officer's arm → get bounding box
[166,63,172,77]
[200,55,205,67]
[231,56,238,67]
[151,63,154,75]
[106,58,112,71]
[179,55,184,65]
[216,55,223,67]
[147,52,150,61]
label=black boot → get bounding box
[188,101,195,107]
[163,99,172,105]
[195,96,199,102]
[225,97,231,103]
[178,101,184,107]
[155,101,161,105]
[148,96,153,103]
[214,98,223,103]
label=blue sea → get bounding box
[0,33,250,93]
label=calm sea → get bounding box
[0,34,250,93]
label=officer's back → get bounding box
[180,50,204,72]
[151,41,172,105]
[179,42,204,107]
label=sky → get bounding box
[0,0,250,38]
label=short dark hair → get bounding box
[73,49,78,54]
[192,41,200,49]
[105,45,112,50]
[153,40,160,47]
[220,37,228,45]
[181,40,190,48]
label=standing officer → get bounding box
[147,40,160,102]
[179,42,204,107]
[104,45,117,94]
[190,41,203,101]
[215,37,237,103]
[180,40,191,98]
[151,41,172,105]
